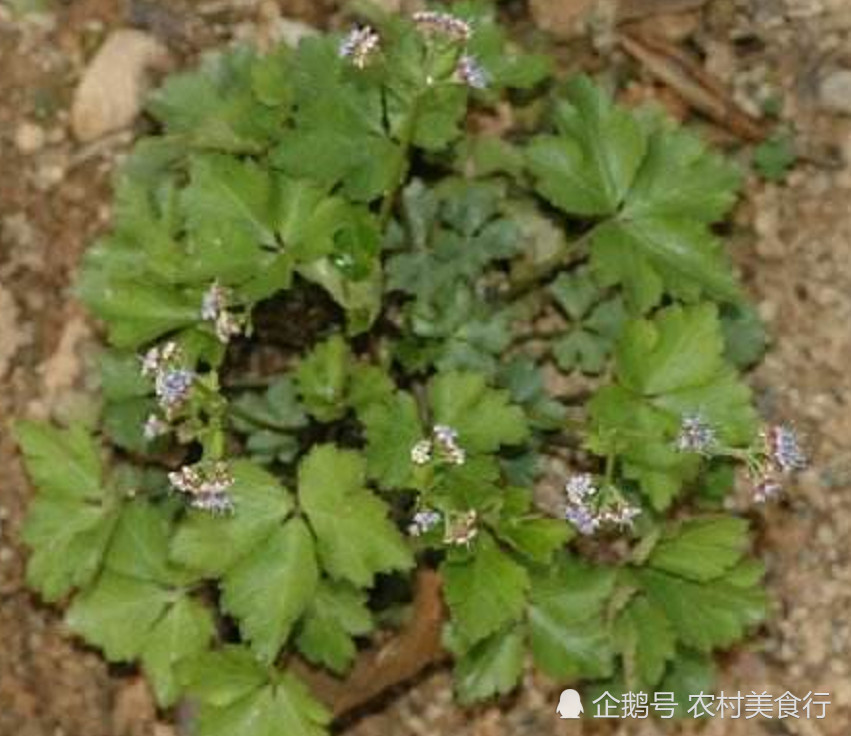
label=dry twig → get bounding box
[618,29,769,141]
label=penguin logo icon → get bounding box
[556,689,583,719]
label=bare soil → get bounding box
[1,1,850,735]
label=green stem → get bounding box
[604,447,617,486]
[378,94,423,230]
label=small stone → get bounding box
[14,122,45,154]
[71,29,171,142]
[819,69,851,115]
[528,0,596,40]
[275,18,319,48]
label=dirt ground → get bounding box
[1,0,850,735]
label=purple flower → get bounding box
[408,509,442,537]
[339,26,380,69]
[456,54,489,90]
[565,504,599,536]
[155,368,195,411]
[431,425,466,466]
[169,461,235,514]
[565,473,596,503]
[764,424,807,473]
[675,413,717,455]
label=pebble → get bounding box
[275,18,318,48]
[71,29,171,142]
[819,69,851,115]
[14,122,46,154]
[528,0,596,40]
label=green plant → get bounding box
[17,4,806,732]
[753,133,796,181]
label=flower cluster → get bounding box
[140,341,195,420]
[142,414,169,441]
[675,411,808,504]
[410,10,487,89]
[341,11,487,90]
[410,424,466,467]
[201,281,242,344]
[168,461,235,514]
[675,412,717,455]
[339,25,381,69]
[412,10,472,42]
[763,424,807,473]
[408,509,442,537]
[751,423,807,502]
[443,509,478,546]
[564,474,640,535]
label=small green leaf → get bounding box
[295,334,351,422]
[615,304,758,444]
[553,329,609,374]
[272,36,400,202]
[171,461,294,576]
[623,126,741,223]
[298,445,413,587]
[497,357,566,430]
[454,624,525,704]
[641,567,766,652]
[295,581,373,674]
[527,557,616,680]
[250,46,293,107]
[720,303,768,369]
[526,76,646,216]
[141,596,215,706]
[495,515,571,564]
[21,496,117,601]
[77,263,199,349]
[65,572,172,661]
[428,371,529,453]
[230,377,308,464]
[147,47,279,153]
[442,533,529,647]
[615,594,675,689]
[180,153,282,287]
[649,518,749,582]
[348,363,396,413]
[753,135,795,181]
[222,517,319,662]
[99,350,150,401]
[188,659,331,736]
[298,258,382,335]
[617,305,722,395]
[17,422,118,600]
[658,650,716,718]
[16,422,102,501]
[180,646,268,707]
[106,501,176,584]
[360,391,422,489]
[591,218,740,313]
[549,270,600,321]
